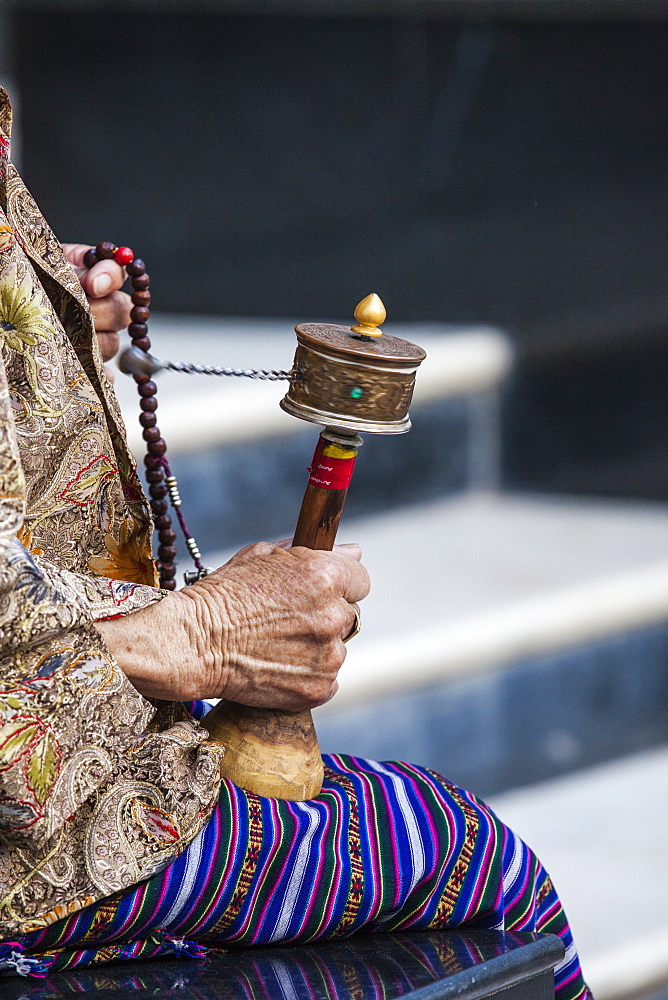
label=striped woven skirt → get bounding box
[7,734,590,999]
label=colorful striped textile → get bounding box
[8,707,590,999]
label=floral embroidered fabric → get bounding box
[0,88,223,936]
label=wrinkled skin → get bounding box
[61,244,371,709]
[96,540,368,708]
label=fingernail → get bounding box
[338,543,359,549]
[92,273,112,295]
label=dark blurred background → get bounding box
[1,1,666,502]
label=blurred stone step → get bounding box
[489,745,668,1000]
[112,314,512,551]
[202,490,668,796]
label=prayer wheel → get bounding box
[200,295,426,800]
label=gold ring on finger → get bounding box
[342,604,361,643]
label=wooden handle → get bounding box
[202,430,361,800]
[293,481,348,550]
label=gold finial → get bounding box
[351,293,386,337]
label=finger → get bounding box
[331,553,370,604]
[273,539,360,556]
[333,542,362,561]
[88,291,132,333]
[103,364,116,385]
[320,677,339,706]
[95,331,120,363]
[62,243,127,298]
[61,243,90,268]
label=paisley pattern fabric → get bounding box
[0,89,223,937]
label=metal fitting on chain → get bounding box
[184,567,213,585]
[165,476,182,507]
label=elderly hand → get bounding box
[95,542,370,710]
[61,243,131,381]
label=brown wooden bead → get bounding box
[130,306,150,324]
[158,544,178,561]
[145,469,164,483]
[132,337,151,353]
[128,322,148,339]
[149,481,167,497]
[148,439,167,457]
[83,248,99,269]
[131,290,151,307]
[151,499,168,516]
[131,274,150,290]
[140,412,157,429]
[138,381,157,397]
[144,454,162,470]
[126,259,146,277]
[140,396,158,412]
[160,578,177,591]
[134,373,149,386]
[95,241,116,260]
[158,529,177,546]
[143,427,162,444]
[154,514,171,530]
[159,565,177,581]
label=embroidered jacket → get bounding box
[0,89,222,936]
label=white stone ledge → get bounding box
[324,560,668,710]
[585,929,668,1000]
[112,316,511,456]
[304,492,668,712]
[489,746,668,1000]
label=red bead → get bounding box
[132,337,151,353]
[158,544,178,561]
[133,373,149,386]
[160,578,177,591]
[148,481,167,496]
[113,246,134,266]
[128,322,148,339]
[159,565,177,581]
[131,274,150,290]
[154,515,171,530]
[151,499,168,516]
[83,248,99,269]
[95,241,116,260]
[126,259,146,277]
[145,469,164,483]
[130,306,150,324]
[140,396,158,412]
[138,381,157,397]
[139,413,157,429]
[131,290,151,307]
[143,427,162,444]
[144,454,162,470]
[158,529,177,546]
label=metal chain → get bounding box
[163,360,294,381]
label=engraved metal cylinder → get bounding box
[280,323,427,434]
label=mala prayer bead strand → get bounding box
[84,242,206,590]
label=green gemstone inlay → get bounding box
[350,386,364,399]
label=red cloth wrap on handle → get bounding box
[307,437,357,490]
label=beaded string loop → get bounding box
[83,242,206,591]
